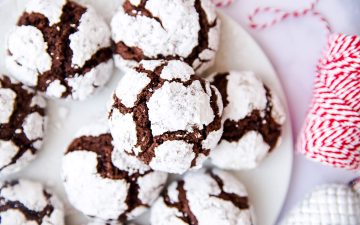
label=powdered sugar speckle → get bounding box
[150,140,195,174]
[25,0,66,26]
[6,26,52,86]
[111,150,150,176]
[0,88,16,124]
[30,94,47,108]
[0,141,19,171]
[225,71,267,121]
[109,110,138,154]
[115,70,150,108]
[160,60,194,82]
[147,81,214,136]
[202,128,223,150]
[23,112,46,141]
[271,93,286,125]
[46,80,66,98]
[66,60,113,100]
[212,131,270,170]
[69,6,111,68]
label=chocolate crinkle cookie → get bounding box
[151,169,255,225]
[0,179,65,225]
[111,0,220,73]
[0,75,47,176]
[210,71,286,170]
[6,0,114,100]
[62,123,168,222]
[108,59,223,174]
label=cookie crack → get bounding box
[184,0,217,66]
[123,0,164,28]
[66,133,149,221]
[16,1,112,97]
[211,72,230,107]
[207,170,249,210]
[221,86,282,150]
[163,180,198,225]
[0,184,54,224]
[0,76,45,172]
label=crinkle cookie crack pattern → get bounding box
[161,170,250,225]
[109,62,222,167]
[212,73,282,150]
[0,76,45,172]
[14,1,112,97]
[0,181,54,224]
[114,0,218,71]
[66,133,150,221]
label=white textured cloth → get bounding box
[281,184,360,225]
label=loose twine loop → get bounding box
[247,0,332,37]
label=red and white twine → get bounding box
[248,0,331,36]
[298,34,360,170]
[211,0,234,8]
[247,1,360,170]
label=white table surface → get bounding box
[221,0,360,223]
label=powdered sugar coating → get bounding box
[69,6,111,68]
[147,81,214,136]
[111,0,220,73]
[62,123,167,221]
[209,71,286,170]
[109,60,223,174]
[0,141,19,174]
[0,75,47,176]
[6,26,52,86]
[151,169,254,225]
[225,71,267,121]
[149,140,195,174]
[160,60,194,82]
[6,0,114,100]
[112,150,150,176]
[115,70,151,108]
[46,80,67,98]
[0,88,16,124]
[271,93,286,125]
[212,131,270,170]
[23,112,45,141]
[25,0,66,25]
[109,110,138,154]
[0,179,65,225]
[65,60,114,100]
[281,184,360,225]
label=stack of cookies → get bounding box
[0,0,286,224]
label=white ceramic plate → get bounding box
[0,1,293,225]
